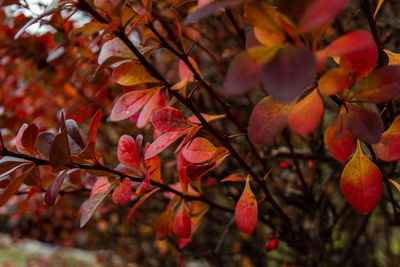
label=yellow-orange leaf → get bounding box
[113,62,159,86]
[373,115,400,162]
[373,0,385,19]
[340,141,382,214]
[235,176,257,235]
[288,90,324,137]
[383,49,400,65]
[318,68,351,95]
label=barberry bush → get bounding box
[1,0,400,265]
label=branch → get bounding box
[361,0,384,67]
[0,149,233,213]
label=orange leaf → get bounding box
[318,68,351,95]
[373,0,385,19]
[288,90,324,137]
[373,115,400,162]
[221,174,246,182]
[235,176,257,235]
[340,141,382,214]
[154,208,173,240]
[172,201,191,239]
[112,178,132,205]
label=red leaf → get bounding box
[346,104,383,144]
[340,44,378,77]
[341,141,382,214]
[298,0,351,32]
[235,176,257,235]
[172,202,191,239]
[150,107,191,133]
[288,90,324,137]
[137,90,160,129]
[80,183,116,228]
[16,124,38,155]
[324,109,355,162]
[111,90,152,121]
[45,170,68,206]
[88,109,102,144]
[49,132,71,170]
[183,0,239,25]
[112,177,132,205]
[144,131,187,160]
[182,137,217,163]
[261,45,316,102]
[373,115,400,161]
[117,135,140,168]
[351,66,400,104]
[98,37,135,66]
[0,166,34,206]
[321,30,375,57]
[36,132,55,157]
[223,51,262,97]
[248,96,292,144]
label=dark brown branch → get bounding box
[0,149,233,213]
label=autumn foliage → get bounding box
[2,0,400,265]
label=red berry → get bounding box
[264,237,278,251]
[279,160,290,169]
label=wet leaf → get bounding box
[98,37,135,65]
[117,135,140,168]
[111,90,152,121]
[151,107,191,133]
[341,141,382,214]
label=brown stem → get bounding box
[0,149,233,213]
[361,0,384,67]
